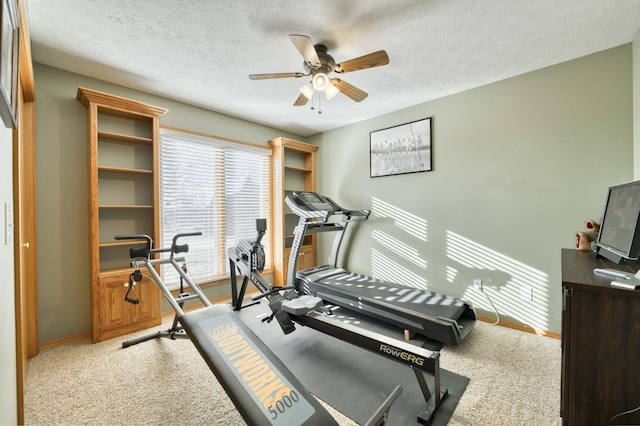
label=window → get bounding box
[159,127,271,287]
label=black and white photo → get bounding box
[370,117,432,177]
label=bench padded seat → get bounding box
[179,304,337,426]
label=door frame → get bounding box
[14,0,37,423]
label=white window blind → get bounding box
[159,127,271,287]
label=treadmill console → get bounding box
[292,191,341,212]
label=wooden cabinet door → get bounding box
[96,271,161,342]
[283,245,317,285]
[131,275,162,324]
[298,245,316,271]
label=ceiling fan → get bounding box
[249,34,389,107]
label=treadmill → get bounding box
[285,191,476,346]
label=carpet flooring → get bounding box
[25,303,562,425]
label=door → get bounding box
[14,35,38,423]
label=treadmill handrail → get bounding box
[286,191,371,283]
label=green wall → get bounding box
[34,63,305,344]
[309,45,634,334]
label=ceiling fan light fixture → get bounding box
[325,83,339,100]
[299,81,314,99]
[312,72,330,91]
[250,35,388,108]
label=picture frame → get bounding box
[370,117,432,178]
[0,0,19,129]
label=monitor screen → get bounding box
[596,180,640,263]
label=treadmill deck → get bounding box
[297,265,476,346]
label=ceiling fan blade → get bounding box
[293,93,309,106]
[289,34,321,68]
[334,50,389,74]
[249,72,306,80]
[331,79,368,102]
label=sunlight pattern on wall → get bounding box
[367,196,551,330]
[446,230,550,330]
[371,197,428,241]
[372,248,428,289]
[446,266,458,283]
[370,197,429,289]
[372,229,427,268]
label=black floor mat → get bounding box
[236,302,469,425]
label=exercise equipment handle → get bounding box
[171,231,202,254]
[115,232,202,258]
[115,234,151,242]
[115,234,152,259]
[255,219,266,245]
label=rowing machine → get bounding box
[229,220,449,425]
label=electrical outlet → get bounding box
[473,278,483,290]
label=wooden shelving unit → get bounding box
[269,137,319,286]
[77,87,168,342]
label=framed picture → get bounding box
[370,117,432,178]
[0,0,18,129]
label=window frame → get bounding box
[158,126,272,289]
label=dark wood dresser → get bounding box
[561,249,640,425]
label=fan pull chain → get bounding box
[308,92,323,114]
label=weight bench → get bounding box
[180,304,337,425]
[115,232,338,426]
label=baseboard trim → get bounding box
[477,315,560,339]
[39,332,91,349]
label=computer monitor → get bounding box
[596,180,640,264]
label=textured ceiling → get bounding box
[26,0,640,137]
